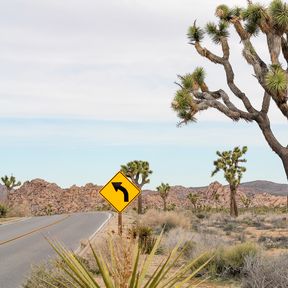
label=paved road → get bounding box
[0,212,111,288]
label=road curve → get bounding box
[0,212,111,288]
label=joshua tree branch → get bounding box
[194,39,257,114]
[261,92,271,114]
[281,35,288,68]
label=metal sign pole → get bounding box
[118,212,123,236]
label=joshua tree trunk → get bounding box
[163,198,167,211]
[282,154,288,181]
[138,194,143,214]
[230,185,238,217]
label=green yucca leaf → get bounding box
[193,67,206,85]
[215,4,232,21]
[187,22,205,42]
[44,232,211,288]
[231,6,243,18]
[205,21,229,44]
[242,3,264,34]
[242,3,264,21]
[172,89,193,111]
[180,73,195,89]
[265,66,288,93]
[269,0,288,29]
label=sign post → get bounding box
[99,171,141,236]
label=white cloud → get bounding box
[0,0,286,124]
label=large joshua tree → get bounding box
[212,146,248,217]
[121,160,152,214]
[156,183,171,211]
[172,0,288,184]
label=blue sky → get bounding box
[0,0,287,188]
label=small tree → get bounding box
[187,192,199,211]
[1,175,21,192]
[240,195,252,209]
[212,146,248,217]
[156,183,171,211]
[121,160,152,214]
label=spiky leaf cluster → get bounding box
[212,146,248,188]
[1,175,21,191]
[269,0,288,32]
[156,183,171,200]
[193,67,206,85]
[172,89,193,111]
[215,5,232,21]
[265,65,288,94]
[172,67,206,123]
[187,22,205,43]
[206,21,229,44]
[242,3,264,35]
[121,160,152,188]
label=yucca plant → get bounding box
[41,232,213,288]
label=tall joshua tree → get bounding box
[1,175,21,192]
[156,183,171,211]
[172,1,288,185]
[212,146,248,217]
[121,160,152,214]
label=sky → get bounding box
[0,0,287,189]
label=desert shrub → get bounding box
[191,242,260,279]
[264,214,288,229]
[196,212,206,219]
[139,209,191,233]
[0,203,8,217]
[129,225,156,254]
[23,262,71,288]
[258,235,288,249]
[211,242,259,278]
[242,254,288,288]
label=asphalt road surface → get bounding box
[0,212,111,288]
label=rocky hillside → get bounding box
[143,181,288,210]
[8,179,106,216]
[6,179,288,216]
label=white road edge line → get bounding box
[0,217,32,227]
[75,212,113,254]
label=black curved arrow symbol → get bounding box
[112,182,129,202]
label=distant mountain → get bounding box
[239,180,288,196]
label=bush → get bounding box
[0,203,8,218]
[139,210,191,233]
[211,242,259,278]
[258,235,288,249]
[23,262,71,288]
[242,254,288,288]
[191,242,260,279]
[129,225,156,254]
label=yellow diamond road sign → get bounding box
[99,171,141,212]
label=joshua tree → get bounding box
[1,175,21,192]
[212,146,248,217]
[240,194,252,209]
[187,192,199,211]
[121,160,152,214]
[172,1,288,188]
[156,183,171,211]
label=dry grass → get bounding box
[138,209,191,232]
